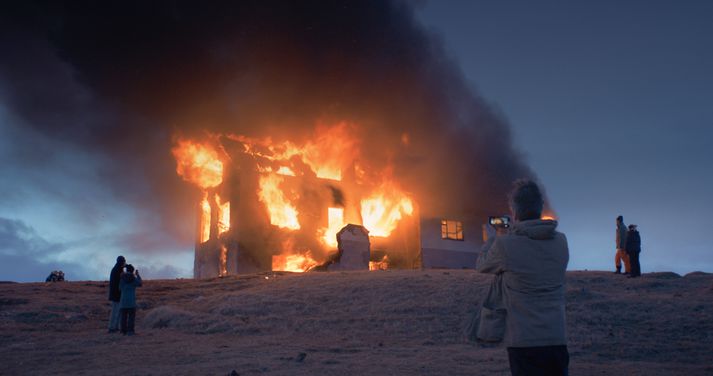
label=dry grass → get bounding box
[1,270,712,375]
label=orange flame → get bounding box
[219,244,228,277]
[542,210,557,221]
[320,207,345,248]
[199,193,211,243]
[175,124,422,275]
[216,193,230,235]
[272,251,318,272]
[299,123,357,180]
[258,173,300,230]
[369,255,390,271]
[172,139,223,189]
[227,122,358,181]
[361,180,414,237]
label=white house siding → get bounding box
[420,218,482,269]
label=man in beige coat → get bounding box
[477,179,570,376]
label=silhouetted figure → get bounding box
[477,180,570,376]
[626,224,642,278]
[119,264,142,335]
[45,270,65,282]
[615,215,630,274]
[108,256,125,333]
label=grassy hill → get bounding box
[1,270,712,375]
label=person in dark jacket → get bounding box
[108,256,125,333]
[119,264,142,335]
[626,224,642,278]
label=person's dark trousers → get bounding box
[120,308,136,334]
[629,252,641,277]
[507,345,569,376]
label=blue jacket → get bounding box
[119,273,142,309]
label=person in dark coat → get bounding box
[626,224,642,278]
[119,264,142,335]
[108,256,125,333]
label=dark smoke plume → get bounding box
[0,1,540,260]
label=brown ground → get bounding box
[1,270,712,375]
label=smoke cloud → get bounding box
[0,0,539,277]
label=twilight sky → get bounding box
[417,1,713,274]
[1,1,711,282]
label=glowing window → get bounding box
[441,219,463,241]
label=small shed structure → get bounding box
[327,224,370,271]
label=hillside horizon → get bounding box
[2,270,712,375]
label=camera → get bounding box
[488,216,511,228]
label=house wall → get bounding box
[420,218,483,269]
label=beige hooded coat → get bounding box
[477,219,569,347]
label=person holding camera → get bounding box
[477,179,570,376]
[119,264,142,336]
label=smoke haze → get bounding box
[0,0,538,280]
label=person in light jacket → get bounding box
[615,215,630,274]
[119,264,142,335]
[107,256,125,333]
[477,179,570,376]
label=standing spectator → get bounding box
[46,270,65,282]
[477,179,570,376]
[108,256,125,333]
[615,215,630,274]
[626,224,642,278]
[119,264,142,336]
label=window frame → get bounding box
[440,219,464,241]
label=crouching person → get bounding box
[119,264,142,336]
[477,179,570,376]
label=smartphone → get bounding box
[488,216,511,228]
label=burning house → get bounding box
[173,123,484,278]
[14,1,546,277]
